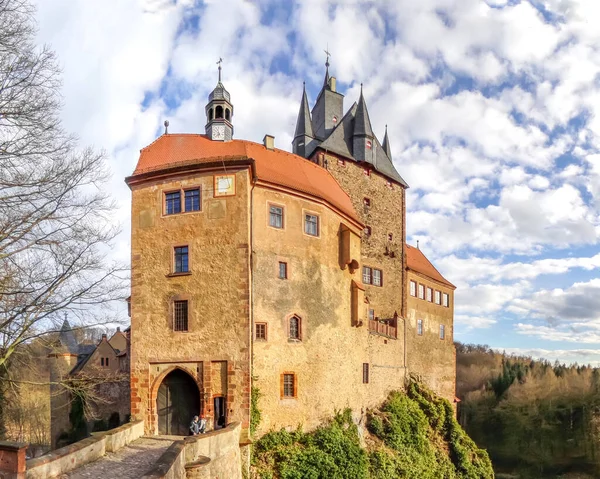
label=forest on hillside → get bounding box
[456,343,600,479]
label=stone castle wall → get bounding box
[129,167,252,438]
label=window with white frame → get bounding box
[417,319,423,336]
[363,266,372,284]
[410,280,417,297]
[372,269,382,286]
[269,205,284,229]
[442,293,449,307]
[440,324,445,340]
[426,287,432,302]
[434,290,441,305]
[418,284,425,300]
[304,214,319,236]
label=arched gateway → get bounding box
[157,369,200,435]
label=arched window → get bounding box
[208,108,213,121]
[225,108,230,121]
[215,105,223,119]
[289,315,301,340]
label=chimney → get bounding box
[117,327,121,332]
[102,334,107,340]
[330,77,337,92]
[263,134,275,150]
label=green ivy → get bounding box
[250,386,262,437]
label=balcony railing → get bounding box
[368,318,397,339]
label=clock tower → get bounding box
[205,61,233,141]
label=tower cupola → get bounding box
[205,59,233,141]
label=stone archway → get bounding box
[157,368,200,436]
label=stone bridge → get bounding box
[0,421,246,479]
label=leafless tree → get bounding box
[0,0,127,433]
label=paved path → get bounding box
[63,437,174,479]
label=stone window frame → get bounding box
[162,185,202,217]
[288,315,302,341]
[255,322,268,341]
[372,269,383,287]
[417,319,423,336]
[169,243,192,276]
[363,265,383,287]
[169,294,192,332]
[409,280,417,297]
[363,363,369,384]
[368,309,375,321]
[418,283,425,300]
[267,202,285,230]
[303,209,320,238]
[278,261,288,280]
[280,372,297,399]
[434,290,441,305]
[440,324,445,340]
[363,225,372,237]
[426,287,433,302]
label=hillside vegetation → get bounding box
[251,379,493,479]
[457,343,600,479]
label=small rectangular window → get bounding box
[440,324,445,340]
[165,191,181,215]
[174,246,189,273]
[442,293,449,307]
[184,188,200,212]
[255,323,267,340]
[426,287,432,302]
[372,269,382,287]
[435,291,441,305]
[106,358,109,367]
[368,309,375,321]
[363,197,371,207]
[363,363,369,384]
[410,280,417,297]
[174,300,188,331]
[269,205,284,229]
[364,226,372,237]
[278,262,288,279]
[283,373,296,398]
[363,266,372,284]
[101,357,104,367]
[388,233,393,241]
[418,284,425,300]
[305,214,319,236]
[417,319,423,336]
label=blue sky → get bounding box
[33,0,600,365]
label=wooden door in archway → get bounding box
[157,369,200,435]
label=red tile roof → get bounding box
[128,134,359,223]
[406,244,455,289]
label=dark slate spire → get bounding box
[382,124,392,159]
[58,319,79,354]
[354,84,374,137]
[294,82,314,139]
[293,82,316,157]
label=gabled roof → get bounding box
[406,244,455,289]
[317,104,408,187]
[127,134,360,224]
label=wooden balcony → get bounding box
[368,318,397,339]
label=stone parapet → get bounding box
[0,441,27,479]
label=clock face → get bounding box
[212,125,225,140]
[214,174,236,197]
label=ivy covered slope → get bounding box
[251,379,493,479]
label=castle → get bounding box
[126,60,456,441]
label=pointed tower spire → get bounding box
[382,124,392,159]
[293,82,315,158]
[354,84,374,137]
[323,47,331,89]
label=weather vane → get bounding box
[216,57,223,81]
[324,45,331,67]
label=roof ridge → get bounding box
[406,244,455,288]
